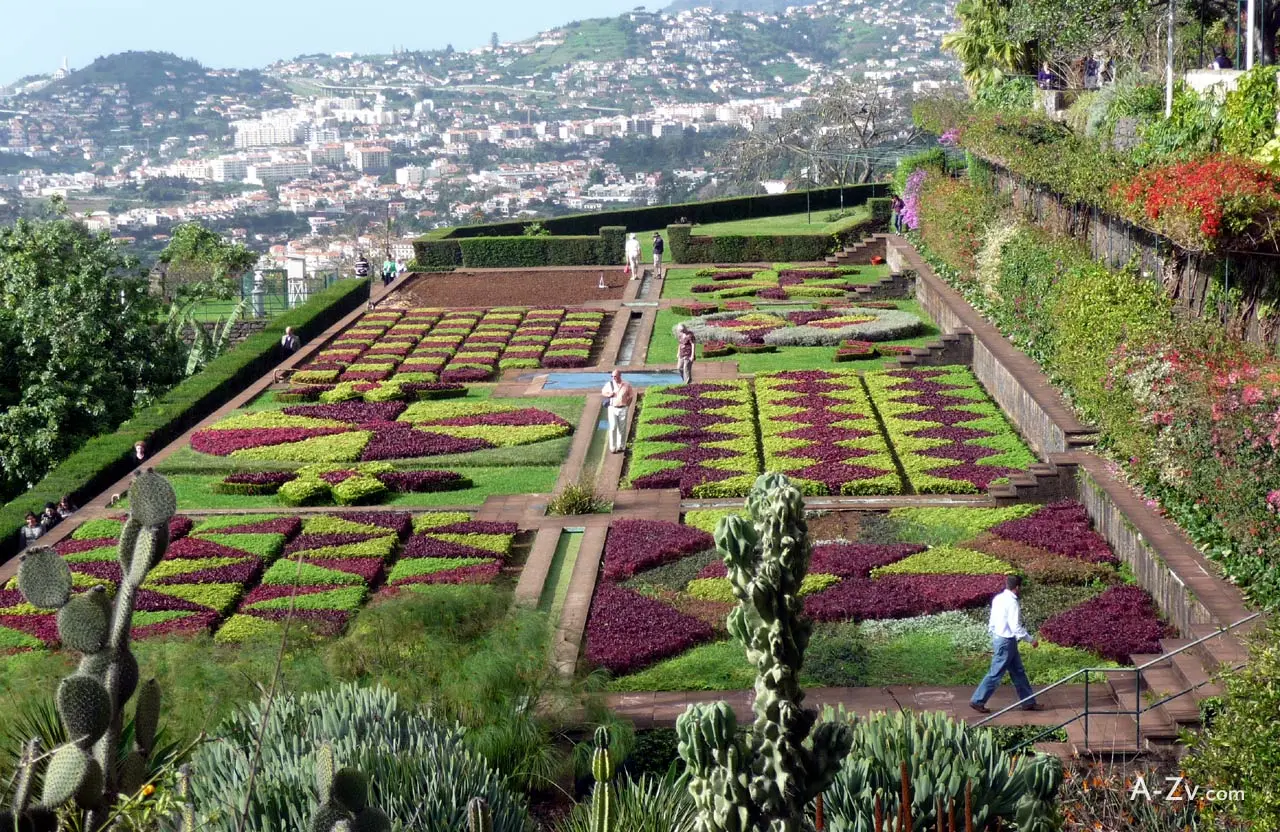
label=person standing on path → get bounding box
[970,574,1042,713]
[624,233,642,281]
[20,512,44,549]
[652,232,665,276]
[280,325,301,355]
[601,370,635,454]
[676,323,696,385]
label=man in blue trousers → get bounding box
[970,574,1043,713]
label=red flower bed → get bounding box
[804,573,1005,622]
[584,583,715,674]
[989,501,1115,563]
[1117,157,1280,249]
[376,470,471,492]
[602,520,714,581]
[192,427,349,456]
[1039,586,1171,663]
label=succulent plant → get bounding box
[9,469,175,830]
[468,796,493,832]
[310,742,391,832]
[589,727,616,832]
[676,473,853,832]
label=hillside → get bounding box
[35,51,287,105]
[664,0,799,10]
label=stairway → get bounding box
[850,271,915,302]
[825,237,882,266]
[987,461,1075,504]
[885,329,973,368]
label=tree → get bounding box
[156,222,257,300]
[942,0,1037,92]
[1005,0,1164,65]
[721,79,920,190]
[0,218,184,500]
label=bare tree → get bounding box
[721,79,921,190]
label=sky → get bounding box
[2,0,651,85]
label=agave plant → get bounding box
[164,296,251,376]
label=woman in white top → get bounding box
[624,233,642,281]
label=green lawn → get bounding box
[693,207,869,237]
[646,300,941,374]
[126,466,560,511]
[659,264,891,300]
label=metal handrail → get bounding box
[972,612,1260,752]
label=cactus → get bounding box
[468,796,493,832]
[311,742,391,832]
[589,727,616,832]
[676,473,853,832]
[10,469,176,830]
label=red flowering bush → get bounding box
[1117,157,1280,250]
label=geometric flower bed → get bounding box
[687,266,867,300]
[757,370,901,495]
[683,307,922,348]
[190,399,573,464]
[215,511,412,643]
[863,366,1037,493]
[381,512,519,591]
[287,305,605,397]
[214,463,471,506]
[628,381,760,498]
[585,503,1171,690]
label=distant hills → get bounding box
[664,0,802,11]
[33,51,286,104]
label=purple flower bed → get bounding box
[989,502,1116,563]
[359,424,492,461]
[224,471,297,487]
[341,511,413,536]
[169,516,194,540]
[697,542,925,580]
[602,520,714,581]
[205,517,302,537]
[441,368,495,383]
[402,536,497,559]
[391,561,503,585]
[192,427,350,456]
[430,408,569,428]
[1039,586,1171,663]
[282,401,407,423]
[133,588,208,613]
[585,583,715,675]
[376,470,470,492]
[285,533,381,555]
[150,561,262,586]
[430,521,519,535]
[134,611,220,641]
[243,608,350,636]
[804,574,1005,623]
[166,537,260,560]
[541,355,589,368]
[339,370,393,382]
[56,536,118,555]
[320,470,359,484]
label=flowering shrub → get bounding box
[1116,157,1280,250]
[1039,586,1170,662]
[900,168,927,231]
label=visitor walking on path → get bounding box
[381,256,396,286]
[354,255,370,279]
[676,323,696,385]
[890,195,904,232]
[601,370,635,453]
[20,512,44,549]
[970,574,1042,713]
[652,233,665,275]
[625,233,642,280]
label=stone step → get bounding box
[1188,624,1250,668]
[1066,717,1141,756]
[1140,666,1204,725]
[1136,706,1183,743]
[1033,741,1073,760]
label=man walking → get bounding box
[676,323,696,385]
[601,370,635,454]
[624,233,642,281]
[970,574,1042,713]
[652,232,665,276]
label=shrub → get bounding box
[187,683,530,831]
[1221,66,1280,155]
[547,481,612,516]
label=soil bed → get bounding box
[393,269,627,307]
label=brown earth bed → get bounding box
[391,269,627,307]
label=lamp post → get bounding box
[1166,0,1175,117]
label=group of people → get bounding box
[354,254,406,286]
[20,496,78,549]
[623,232,664,280]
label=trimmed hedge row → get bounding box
[0,277,371,560]
[668,212,883,264]
[415,226,626,271]
[420,184,886,240]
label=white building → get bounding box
[246,161,311,185]
[234,114,305,148]
[209,158,249,182]
[395,165,428,186]
[349,146,391,174]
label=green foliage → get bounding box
[676,473,853,832]
[822,709,1063,832]
[0,276,368,558]
[892,149,946,198]
[1132,84,1219,165]
[187,683,531,831]
[521,222,551,237]
[9,471,176,829]
[973,76,1033,112]
[547,481,613,516]
[555,771,697,832]
[457,235,606,268]
[1184,621,1280,830]
[1221,66,1280,155]
[158,223,257,301]
[0,218,184,502]
[916,176,1003,273]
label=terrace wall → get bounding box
[887,234,1251,634]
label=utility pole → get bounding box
[1166,0,1176,117]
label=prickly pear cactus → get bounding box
[311,742,392,832]
[11,469,176,829]
[589,727,616,832]
[676,473,853,832]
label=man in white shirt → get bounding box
[624,233,642,281]
[601,370,635,453]
[970,574,1042,713]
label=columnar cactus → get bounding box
[9,469,176,830]
[589,727,616,832]
[467,796,493,832]
[676,473,853,832]
[310,742,391,832]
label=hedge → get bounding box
[667,212,882,264]
[415,226,626,271]
[418,184,886,240]
[0,277,370,559]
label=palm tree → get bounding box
[943,0,1034,92]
